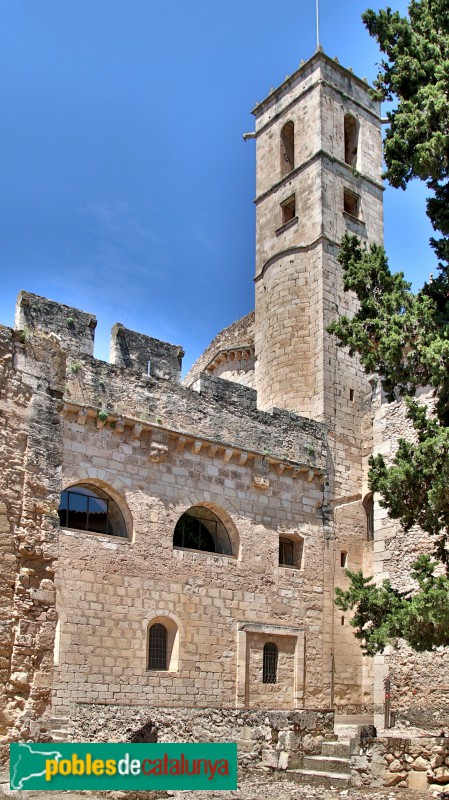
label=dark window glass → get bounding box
[173,507,232,555]
[279,538,294,566]
[148,623,167,670]
[58,484,127,538]
[263,642,278,684]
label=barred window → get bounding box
[263,642,278,684]
[148,623,167,670]
[58,484,127,538]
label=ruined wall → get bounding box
[0,325,65,762]
[352,735,449,792]
[371,385,449,727]
[69,704,334,772]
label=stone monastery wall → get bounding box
[1,289,355,760]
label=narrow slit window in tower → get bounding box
[344,114,359,166]
[280,121,294,176]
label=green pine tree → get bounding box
[332,0,449,654]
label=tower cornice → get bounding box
[252,50,378,118]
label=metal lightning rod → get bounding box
[316,0,320,49]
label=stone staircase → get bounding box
[287,735,352,788]
[49,715,70,742]
[286,715,373,789]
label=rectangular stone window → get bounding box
[279,538,294,566]
[281,195,296,225]
[279,536,303,569]
[344,189,360,218]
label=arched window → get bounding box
[364,493,374,541]
[344,114,359,167]
[58,484,127,538]
[173,506,232,555]
[148,623,167,670]
[263,642,278,684]
[280,121,294,176]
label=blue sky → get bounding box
[0,1,434,373]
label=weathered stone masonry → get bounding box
[2,48,448,776]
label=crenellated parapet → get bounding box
[15,291,97,359]
[110,323,184,383]
[11,291,327,472]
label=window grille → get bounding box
[148,623,167,670]
[263,642,278,684]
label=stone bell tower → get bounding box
[252,50,384,711]
[253,49,383,501]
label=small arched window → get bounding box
[344,114,359,167]
[280,121,295,176]
[263,642,278,684]
[148,623,167,670]
[364,493,374,541]
[173,506,232,555]
[58,484,127,538]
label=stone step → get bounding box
[334,723,362,739]
[51,729,69,740]
[335,714,374,725]
[303,755,350,774]
[324,733,338,741]
[322,741,351,758]
[286,768,351,788]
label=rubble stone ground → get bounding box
[0,772,445,800]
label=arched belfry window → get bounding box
[280,121,295,176]
[344,114,359,167]
[263,642,278,684]
[58,484,127,538]
[173,506,232,555]
[148,623,167,670]
[364,493,374,541]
